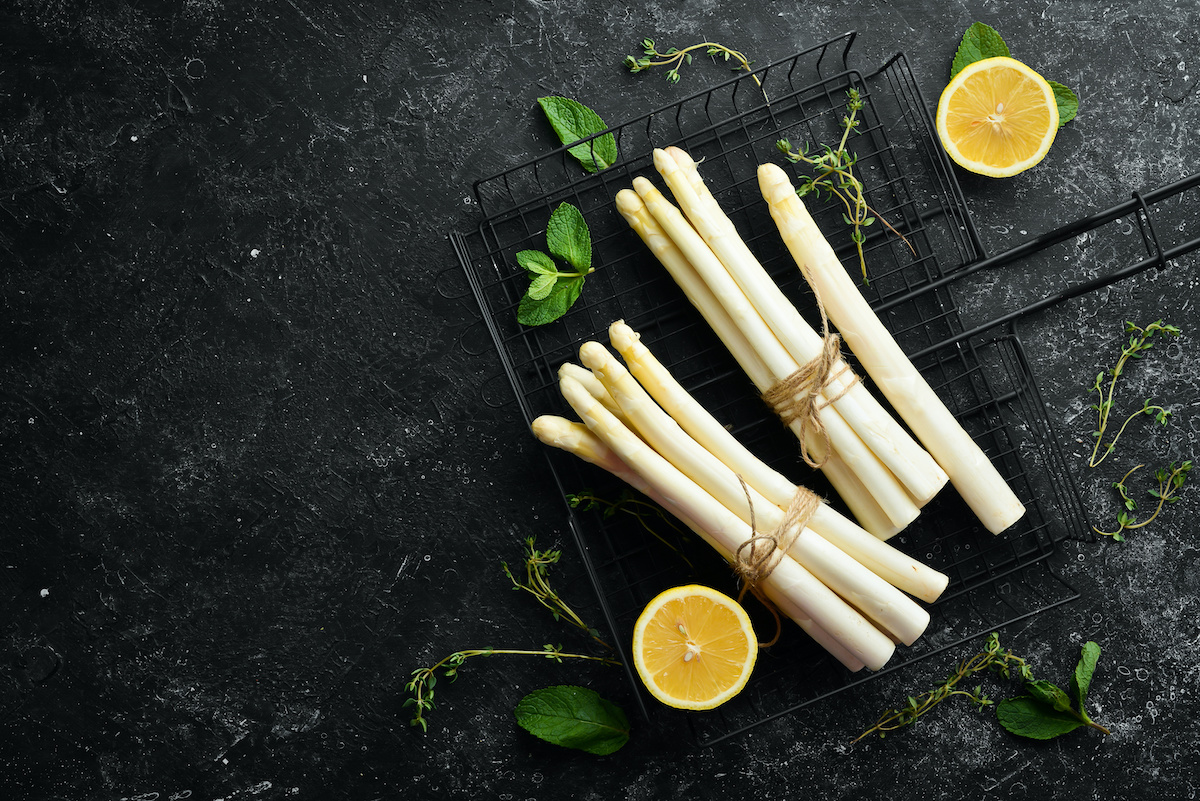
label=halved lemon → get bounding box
[935,56,1059,177]
[631,584,757,711]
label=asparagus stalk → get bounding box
[629,177,920,533]
[655,146,949,507]
[608,320,949,603]
[558,361,631,429]
[530,415,867,671]
[579,341,930,646]
[555,375,897,671]
[758,162,1027,534]
[614,187,902,539]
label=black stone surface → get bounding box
[3,2,1198,799]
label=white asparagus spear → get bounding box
[758,162,1027,534]
[609,320,949,603]
[656,146,949,506]
[558,361,631,428]
[556,375,897,670]
[579,342,930,645]
[614,188,902,538]
[631,177,921,532]
[530,415,867,671]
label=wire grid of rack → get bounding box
[450,32,1090,744]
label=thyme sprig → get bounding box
[567,488,695,569]
[776,89,911,283]
[855,632,1032,742]
[1094,460,1192,541]
[1088,319,1181,468]
[408,538,618,731]
[503,536,611,649]
[405,645,618,733]
[624,38,760,93]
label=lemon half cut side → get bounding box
[631,584,758,711]
[935,56,1059,178]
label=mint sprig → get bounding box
[538,96,618,173]
[951,22,1078,127]
[516,202,594,327]
[996,641,1110,739]
[515,685,630,755]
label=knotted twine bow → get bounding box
[759,272,861,468]
[733,478,823,647]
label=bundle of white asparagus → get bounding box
[757,162,1026,534]
[614,147,952,540]
[532,319,950,672]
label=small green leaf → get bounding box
[995,696,1084,739]
[516,249,557,277]
[526,272,556,300]
[545,202,592,272]
[1026,680,1073,712]
[517,276,585,326]
[1072,641,1102,708]
[1048,81,1079,127]
[950,22,1010,78]
[514,685,630,756]
[537,96,619,173]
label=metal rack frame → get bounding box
[448,31,1198,744]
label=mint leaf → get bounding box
[951,22,1010,77]
[516,249,558,277]
[517,275,585,326]
[1026,680,1073,713]
[545,202,591,272]
[1072,641,1101,708]
[995,696,1084,740]
[537,96,619,173]
[526,272,557,300]
[514,685,630,756]
[1048,80,1079,127]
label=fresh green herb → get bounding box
[996,641,1110,739]
[516,202,594,326]
[855,632,1032,742]
[515,685,631,755]
[537,96,619,173]
[503,536,611,649]
[775,88,911,284]
[950,22,1011,77]
[624,38,765,99]
[407,539,620,733]
[1047,80,1079,126]
[951,22,1078,126]
[1094,460,1192,541]
[858,634,1110,742]
[1087,319,1181,468]
[406,645,619,732]
[1085,319,1190,540]
[567,488,695,569]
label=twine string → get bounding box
[760,266,861,468]
[733,477,824,648]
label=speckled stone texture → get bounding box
[2,2,1198,799]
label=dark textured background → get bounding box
[3,2,1198,799]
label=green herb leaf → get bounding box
[1026,680,1073,712]
[995,696,1084,739]
[951,22,1011,78]
[526,272,557,300]
[537,96,619,173]
[516,249,558,277]
[517,274,585,326]
[545,202,592,272]
[1048,80,1079,127]
[514,685,630,756]
[1072,641,1102,708]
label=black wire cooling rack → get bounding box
[448,31,1200,744]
